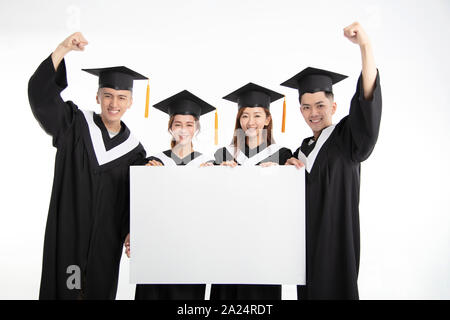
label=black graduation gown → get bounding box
[28,55,147,300]
[294,72,382,300]
[210,143,292,300]
[134,150,207,300]
[213,143,292,167]
[148,150,206,166]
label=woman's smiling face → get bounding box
[170,114,197,145]
[239,107,271,138]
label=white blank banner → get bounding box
[130,166,305,285]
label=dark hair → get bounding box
[325,91,334,101]
[299,91,334,103]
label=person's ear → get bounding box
[194,121,200,135]
[128,95,133,109]
[331,102,337,115]
[96,90,100,104]
[300,106,306,117]
[265,115,271,126]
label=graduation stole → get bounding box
[297,124,336,173]
[81,110,139,166]
[153,152,211,167]
[225,143,282,166]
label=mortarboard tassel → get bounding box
[281,97,286,133]
[144,80,150,118]
[214,109,218,145]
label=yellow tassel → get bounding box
[214,109,218,145]
[144,80,150,118]
[281,97,286,133]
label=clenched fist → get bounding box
[343,22,370,47]
[343,22,376,100]
[59,32,89,52]
[51,32,88,70]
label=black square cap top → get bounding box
[223,82,284,110]
[153,90,216,118]
[82,66,148,91]
[280,67,347,98]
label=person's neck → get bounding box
[172,143,193,159]
[313,124,332,140]
[313,131,320,141]
[101,116,121,133]
[246,135,265,149]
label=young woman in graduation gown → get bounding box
[210,83,292,300]
[28,33,148,299]
[283,22,382,299]
[124,90,216,300]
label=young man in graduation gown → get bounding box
[28,32,147,299]
[283,22,382,299]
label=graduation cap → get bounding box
[153,90,218,144]
[280,67,348,98]
[82,66,148,91]
[83,66,151,117]
[223,82,287,132]
[223,82,284,109]
[153,90,215,118]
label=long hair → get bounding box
[168,114,200,149]
[231,107,274,156]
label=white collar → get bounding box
[297,125,336,173]
[225,143,282,166]
[81,109,139,166]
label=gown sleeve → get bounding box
[130,155,164,166]
[28,54,76,147]
[130,147,148,165]
[147,156,164,165]
[292,147,300,159]
[347,70,382,162]
[213,147,232,165]
[278,147,293,165]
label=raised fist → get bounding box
[51,32,88,69]
[343,22,370,47]
[59,32,88,52]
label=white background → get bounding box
[0,0,449,299]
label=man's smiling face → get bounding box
[300,91,336,138]
[97,87,133,124]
